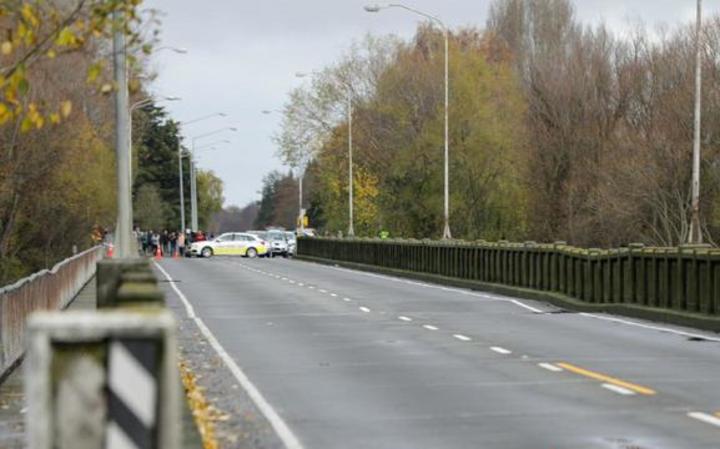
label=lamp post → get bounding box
[689,0,703,244]
[190,127,238,231]
[365,3,451,239]
[154,46,189,54]
[177,113,227,232]
[112,8,132,257]
[295,72,354,236]
[262,108,307,234]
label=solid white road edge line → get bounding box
[490,346,512,355]
[453,334,471,342]
[578,313,720,343]
[538,363,563,372]
[317,261,720,339]
[688,412,720,428]
[154,262,305,449]
[322,263,545,313]
[422,325,439,331]
[601,383,636,396]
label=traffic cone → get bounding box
[106,244,114,258]
[155,245,163,260]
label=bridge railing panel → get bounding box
[297,238,720,321]
[0,246,104,377]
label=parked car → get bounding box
[285,231,297,256]
[189,232,268,258]
[265,230,290,257]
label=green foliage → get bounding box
[133,104,190,230]
[134,184,168,231]
[196,169,224,230]
[285,27,528,239]
[254,171,298,230]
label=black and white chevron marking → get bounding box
[106,339,159,449]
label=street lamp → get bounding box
[154,46,189,54]
[176,113,228,232]
[190,127,238,231]
[130,95,182,112]
[365,3,452,239]
[195,139,231,151]
[112,8,131,257]
[296,71,355,237]
[689,0,703,244]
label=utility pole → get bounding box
[113,8,132,257]
[689,0,703,244]
[441,26,451,240]
[299,172,305,233]
[347,89,355,237]
[178,144,186,231]
[190,140,198,231]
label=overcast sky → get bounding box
[143,0,718,208]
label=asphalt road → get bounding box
[156,256,720,449]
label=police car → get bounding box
[189,232,269,258]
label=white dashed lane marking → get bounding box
[538,363,563,372]
[688,412,720,428]
[343,298,352,302]
[398,316,413,322]
[453,334,471,342]
[423,325,439,331]
[319,289,327,293]
[359,306,371,313]
[601,383,636,396]
[490,346,512,355]
[330,293,338,297]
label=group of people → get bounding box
[135,229,210,257]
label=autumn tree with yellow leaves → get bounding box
[0,0,152,283]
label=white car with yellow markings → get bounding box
[189,232,268,258]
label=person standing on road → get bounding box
[169,231,177,256]
[151,231,160,255]
[177,231,186,257]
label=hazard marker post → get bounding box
[25,311,180,449]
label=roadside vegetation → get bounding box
[266,0,720,247]
[0,1,223,284]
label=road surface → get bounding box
[156,256,720,449]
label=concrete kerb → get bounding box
[296,255,720,333]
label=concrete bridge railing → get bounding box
[297,238,720,331]
[0,246,104,378]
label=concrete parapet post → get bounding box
[97,258,164,308]
[26,310,180,449]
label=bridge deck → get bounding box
[155,256,720,449]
